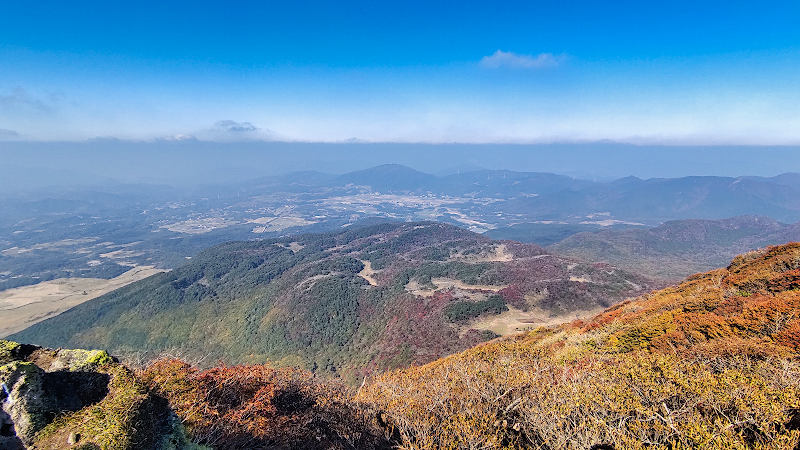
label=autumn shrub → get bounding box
[359,343,800,449]
[356,243,800,449]
[141,359,391,450]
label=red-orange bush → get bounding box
[354,244,800,449]
[141,359,391,450]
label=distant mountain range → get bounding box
[4,163,800,293]
[255,164,800,224]
[8,165,800,224]
[499,173,800,224]
[240,164,592,200]
[329,164,593,198]
[547,215,800,281]
[10,221,652,382]
[485,222,647,247]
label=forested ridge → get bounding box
[11,221,650,382]
[549,215,800,282]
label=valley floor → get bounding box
[0,266,165,337]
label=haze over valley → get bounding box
[3,164,800,297]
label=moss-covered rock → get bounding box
[0,340,37,366]
[0,340,197,450]
[34,364,160,449]
[0,340,22,365]
[0,361,53,446]
[45,349,114,372]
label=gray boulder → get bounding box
[0,361,52,447]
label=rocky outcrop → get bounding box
[0,361,51,448]
[0,340,196,450]
[0,342,115,447]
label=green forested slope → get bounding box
[11,221,652,382]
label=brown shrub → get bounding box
[355,243,800,449]
[141,359,391,450]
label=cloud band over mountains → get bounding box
[1,53,799,145]
[215,120,260,132]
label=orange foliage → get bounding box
[141,359,390,449]
[354,243,800,449]
[724,243,800,293]
[571,243,800,358]
[776,321,800,351]
[138,244,800,449]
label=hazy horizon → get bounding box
[3,1,800,192]
[2,141,800,193]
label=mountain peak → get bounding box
[332,164,439,191]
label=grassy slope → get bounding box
[548,215,800,282]
[10,222,651,383]
[357,242,800,449]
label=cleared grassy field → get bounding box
[0,266,165,337]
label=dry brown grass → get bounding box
[355,243,800,449]
[0,266,164,337]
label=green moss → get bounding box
[0,340,22,364]
[0,360,41,382]
[51,349,114,371]
[35,365,146,449]
[0,339,21,352]
[86,350,114,366]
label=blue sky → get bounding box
[1,0,799,143]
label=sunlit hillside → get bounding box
[357,243,800,449]
[10,221,651,383]
[548,215,800,282]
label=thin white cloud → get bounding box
[214,120,260,132]
[160,134,196,141]
[0,87,54,114]
[480,50,562,69]
[184,120,278,142]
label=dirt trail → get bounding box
[405,277,508,298]
[275,242,305,253]
[452,244,514,263]
[358,260,379,286]
[0,266,166,337]
[465,305,604,336]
